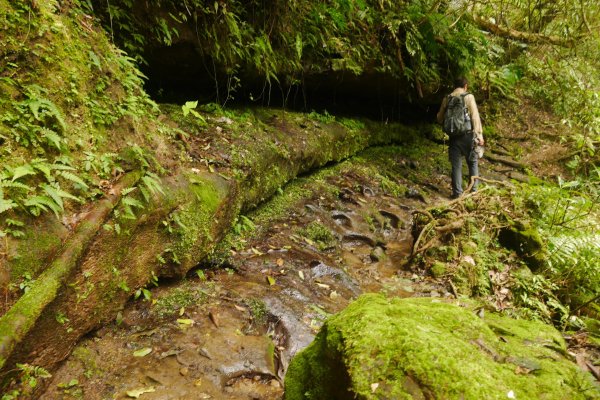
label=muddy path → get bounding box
[39,148,456,399]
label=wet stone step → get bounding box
[331,211,353,228]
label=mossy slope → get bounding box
[285,294,599,399]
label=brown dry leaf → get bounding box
[515,365,531,375]
[208,310,220,328]
[276,258,284,267]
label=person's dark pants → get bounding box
[449,132,478,198]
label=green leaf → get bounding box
[42,184,79,210]
[32,160,53,181]
[266,276,276,286]
[122,196,144,209]
[11,165,36,182]
[126,387,155,398]
[182,101,198,117]
[40,128,63,150]
[295,33,303,59]
[132,348,152,357]
[59,171,89,189]
[0,199,17,214]
[24,195,61,217]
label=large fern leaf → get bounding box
[0,198,17,214]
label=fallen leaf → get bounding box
[199,347,212,359]
[251,247,264,256]
[463,255,476,266]
[133,348,152,357]
[315,282,330,289]
[160,349,182,358]
[126,387,155,398]
[330,291,340,299]
[276,258,284,267]
[298,270,305,280]
[371,383,379,393]
[267,276,276,286]
[234,304,246,312]
[179,307,185,316]
[208,310,220,328]
[177,319,195,326]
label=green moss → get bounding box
[298,221,336,251]
[153,284,205,318]
[9,220,66,280]
[461,240,478,255]
[431,261,446,278]
[286,294,598,400]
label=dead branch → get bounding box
[472,15,574,47]
[435,219,465,232]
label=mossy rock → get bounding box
[498,221,547,271]
[285,294,599,400]
[430,261,446,278]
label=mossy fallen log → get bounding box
[0,171,141,370]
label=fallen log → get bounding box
[485,153,526,170]
[0,171,141,369]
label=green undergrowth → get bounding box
[0,1,184,283]
[414,179,600,329]
[285,294,599,400]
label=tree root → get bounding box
[410,177,514,258]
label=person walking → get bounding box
[437,77,484,199]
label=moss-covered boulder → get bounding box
[285,294,599,400]
[499,221,547,271]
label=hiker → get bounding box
[436,77,484,199]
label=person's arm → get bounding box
[436,96,448,125]
[465,94,484,145]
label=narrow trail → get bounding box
[41,155,452,400]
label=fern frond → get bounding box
[0,181,34,192]
[10,164,36,182]
[0,198,17,214]
[42,184,80,210]
[121,196,144,209]
[24,195,61,217]
[31,160,53,181]
[40,127,64,150]
[141,173,164,196]
[121,187,137,196]
[548,233,600,271]
[59,171,89,190]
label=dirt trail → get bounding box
[40,155,456,400]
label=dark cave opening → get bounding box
[140,43,441,123]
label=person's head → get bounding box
[454,77,469,89]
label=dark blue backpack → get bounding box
[443,93,472,137]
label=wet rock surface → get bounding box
[41,159,449,399]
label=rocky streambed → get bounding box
[40,150,451,399]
